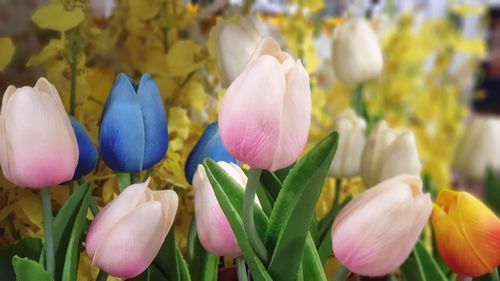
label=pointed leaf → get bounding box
[12,256,53,281]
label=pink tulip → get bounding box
[218,37,311,171]
[0,78,78,188]
[85,180,178,278]
[332,175,432,276]
[193,161,258,257]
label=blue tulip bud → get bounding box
[99,73,168,172]
[69,116,98,180]
[185,122,239,184]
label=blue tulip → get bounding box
[185,122,239,184]
[99,73,168,172]
[69,116,98,180]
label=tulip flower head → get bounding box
[0,78,78,188]
[431,190,500,277]
[453,115,500,180]
[193,161,259,257]
[185,122,239,184]
[332,17,383,84]
[85,180,178,278]
[361,121,421,187]
[69,116,98,180]
[219,37,311,171]
[332,175,432,276]
[328,109,366,178]
[99,73,168,173]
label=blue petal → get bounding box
[137,73,168,169]
[99,73,145,172]
[185,122,239,184]
[69,116,98,180]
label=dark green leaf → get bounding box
[12,256,54,281]
[300,234,327,281]
[189,235,218,281]
[401,257,423,281]
[61,184,91,281]
[203,159,273,281]
[259,171,282,201]
[265,132,338,281]
[484,168,500,213]
[175,247,191,281]
[158,230,179,281]
[256,181,274,216]
[405,240,448,281]
[0,238,42,281]
[187,218,197,262]
[317,195,351,243]
[317,224,332,265]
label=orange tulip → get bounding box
[431,190,500,276]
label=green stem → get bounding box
[236,256,248,281]
[242,169,268,263]
[89,196,99,216]
[40,188,55,276]
[333,178,342,209]
[69,43,78,116]
[96,270,108,281]
[491,267,499,281]
[331,265,350,281]
[130,172,142,184]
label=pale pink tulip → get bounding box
[331,175,432,276]
[193,161,248,257]
[0,78,78,188]
[218,38,311,171]
[90,0,116,19]
[85,180,178,278]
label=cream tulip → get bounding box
[360,121,421,187]
[85,180,178,278]
[0,78,78,188]
[453,115,500,180]
[328,109,366,177]
[332,18,383,84]
[332,175,432,276]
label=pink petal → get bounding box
[86,182,148,257]
[91,201,167,278]
[0,85,16,180]
[149,189,178,234]
[219,55,286,170]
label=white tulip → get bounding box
[332,18,383,84]
[453,115,500,180]
[329,109,366,177]
[361,121,421,187]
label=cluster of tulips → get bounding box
[1,15,499,281]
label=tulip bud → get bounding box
[219,37,311,171]
[185,122,239,184]
[0,78,78,188]
[332,175,432,276]
[360,121,421,187]
[431,190,500,276]
[193,161,259,256]
[214,17,261,87]
[328,109,366,178]
[99,73,168,173]
[90,0,116,19]
[332,18,383,84]
[69,116,98,180]
[453,115,500,180]
[85,180,178,278]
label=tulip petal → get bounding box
[86,182,148,257]
[219,55,285,170]
[149,189,178,234]
[270,60,311,170]
[380,132,421,182]
[69,116,98,180]
[193,165,241,256]
[247,37,282,64]
[185,122,239,184]
[0,85,17,180]
[99,73,145,172]
[137,73,168,169]
[92,201,167,278]
[1,87,78,187]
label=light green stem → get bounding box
[331,265,350,281]
[243,169,268,263]
[40,188,55,276]
[96,270,108,281]
[491,267,499,281]
[236,256,248,281]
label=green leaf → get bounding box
[317,195,351,243]
[300,234,327,281]
[402,240,448,281]
[176,248,191,281]
[12,256,53,281]
[265,132,339,281]
[61,184,91,281]
[317,224,332,265]
[256,181,274,216]
[203,159,273,281]
[0,238,42,281]
[189,235,218,281]
[401,257,423,281]
[117,173,132,192]
[484,168,500,213]
[259,170,282,201]
[158,230,180,281]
